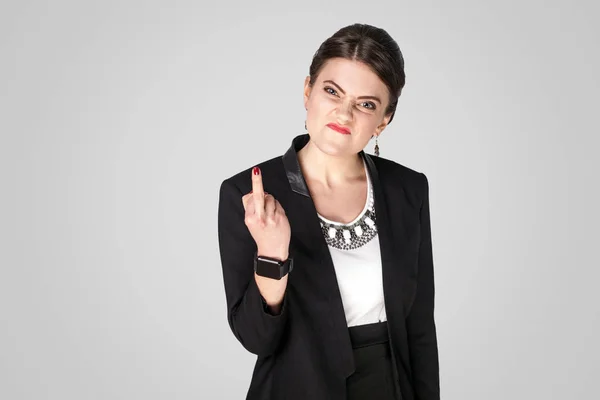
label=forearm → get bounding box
[406,172,440,399]
[254,247,289,313]
[407,312,440,400]
[255,272,288,314]
[227,272,289,357]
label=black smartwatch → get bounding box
[254,252,293,280]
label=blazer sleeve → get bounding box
[405,173,441,400]
[217,178,289,357]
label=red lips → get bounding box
[327,123,351,135]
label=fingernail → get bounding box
[253,167,260,175]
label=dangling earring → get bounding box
[305,120,307,131]
[374,135,380,157]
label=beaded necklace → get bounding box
[317,163,377,250]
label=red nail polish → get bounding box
[253,167,260,175]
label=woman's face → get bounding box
[303,57,392,157]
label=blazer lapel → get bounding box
[363,151,417,381]
[363,152,417,316]
[280,134,355,378]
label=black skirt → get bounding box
[346,321,399,400]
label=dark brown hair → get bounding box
[308,23,406,124]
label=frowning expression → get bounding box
[303,57,392,156]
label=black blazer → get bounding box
[218,134,440,400]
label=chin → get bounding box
[314,132,356,156]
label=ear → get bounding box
[375,112,392,135]
[303,76,312,110]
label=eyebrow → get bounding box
[322,80,382,104]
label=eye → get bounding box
[360,102,376,110]
[324,86,338,96]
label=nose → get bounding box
[335,101,353,125]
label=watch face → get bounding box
[255,257,284,280]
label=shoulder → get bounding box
[369,155,429,200]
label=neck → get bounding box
[297,138,365,190]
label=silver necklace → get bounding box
[318,178,377,251]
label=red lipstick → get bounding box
[327,123,351,135]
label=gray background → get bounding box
[1,0,598,399]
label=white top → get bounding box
[317,159,387,327]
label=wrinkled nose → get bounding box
[335,101,353,125]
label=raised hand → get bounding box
[242,166,291,261]
[241,167,290,312]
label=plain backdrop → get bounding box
[1,0,599,399]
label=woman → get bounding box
[218,23,440,400]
